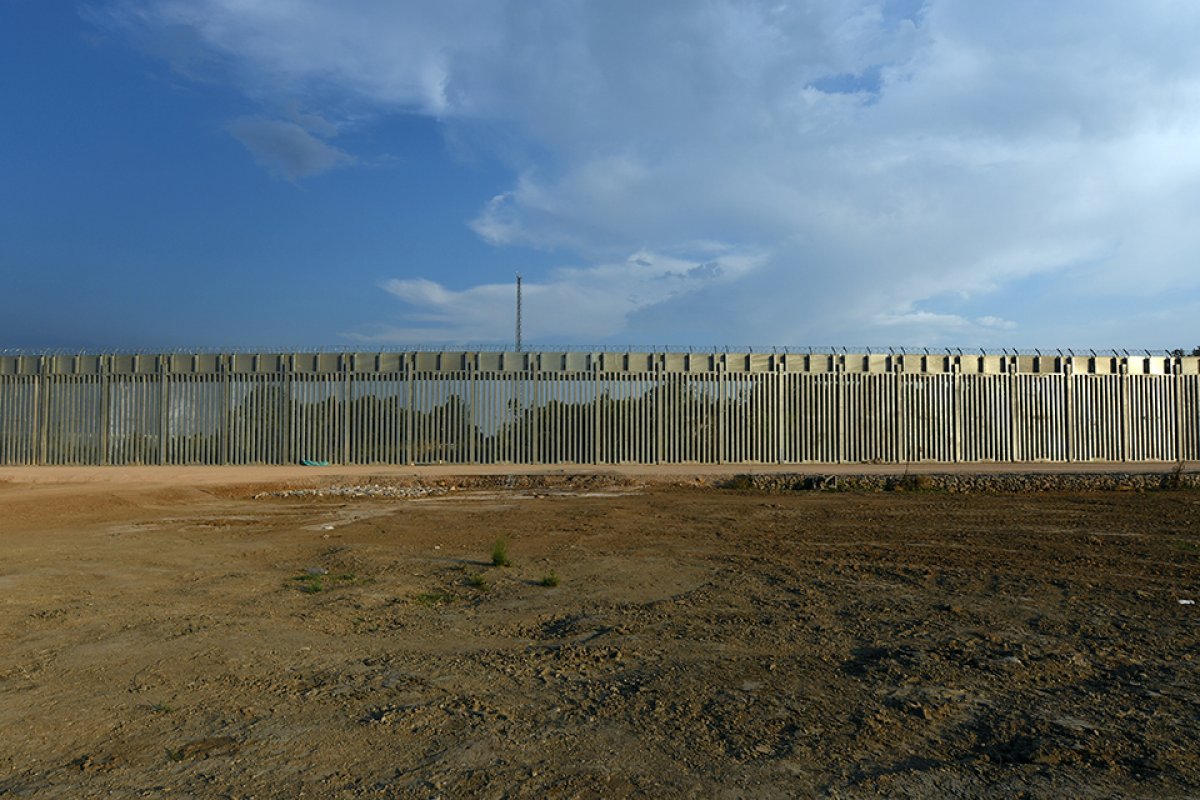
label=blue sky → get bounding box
[3,0,1200,352]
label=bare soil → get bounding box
[1,474,1199,798]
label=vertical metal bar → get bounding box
[776,366,785,464]
[952,365,962,464]
[1065,362,1075,463]
[343,362,352,466]
[465,362,474,464]
[405,358,414,465]
[219,357,230,465]
[594,364,602,465]
[717,360,725,465]
[1010,368,1020,463]
[1120,364,1130,462]
[1176,365,1185,463]
[531,359,540,465]
[159,361,170,465]
[837,359,846,464]
[36,357,48,465]
[99,357,110,465]
[282,356,293,466]
[655,362,663,464]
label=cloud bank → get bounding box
[98,0,1200,347]
[363,249,763,344]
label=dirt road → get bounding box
[1,473,1198,797]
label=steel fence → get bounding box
[1,351,1198,466]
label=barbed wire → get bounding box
[0,345,1190,357]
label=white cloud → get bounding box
[976,316,1017,331]
[359,249,764,344]
[99,0,1200,346]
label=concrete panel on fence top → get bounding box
[980,355,1004,374]
[748,353,772,372]
[194,353,220,374]
[499,352,528,371]
[6,349,1200,378]
[663,353,687,372]
[565,352,590,372]
[0,356,36,375]
[373,352,402,372]
[537,352,565,371]
[413,352,440,372]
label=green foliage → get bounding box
[290,571,359,594]
[724,475,756,491]
[491,537,511,567]
[465,572,488,590]
[540,572,560,587]
[1164,461,1187,490]
[892,474,934,492]
[414,591,453,606]
[294,575,324,593]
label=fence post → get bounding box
[952,360,963,464]
[1175,361,1184,464]
[277,356,287,466]
[1009,358,1021,463]
[776,361,785,464]
[342,354,352,466]
[36,356,48,465]
[536,353,544,465]
[405,354,415,466]
[220,354,231,466]
[717,357,726,465]
[837,355,846,465]
[1120,361,1130,462]
[895,357,906,465]
[468,358,478,465]
[99,355,111,465]
[1064,359,1074,463]
[593,356,602,465]
[157,356,167,465]
[655,359,664,465]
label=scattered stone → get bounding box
[255,484,449,500]
[720,471,1200,494]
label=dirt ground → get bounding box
[1,473,1198,799]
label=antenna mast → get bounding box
[515,273,523,352]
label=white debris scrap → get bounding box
[254,484,449,499]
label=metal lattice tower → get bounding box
[515,273,523,352]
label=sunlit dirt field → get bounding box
[2,470,1198,798]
